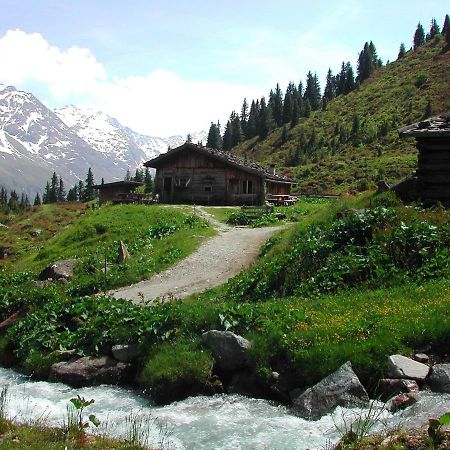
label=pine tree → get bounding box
[303,99,311,118]
[0,187,7,208]
[270,84,283,127]
[246,100,258,139]
[446,17,450,46]
[144,167,153,193]
[230,111,243,147]
[84,168,95,201]
[258,97,274,139]
[240,98,248,136]
[413,22,425,49]
[344,63,355,93]
[398,43,406,59]
[43,181,50,204]
[291,100,299,128]
[186,134,192,143]
[282,88,293,124]
[58,177,66,202]
[49,172,58,203]
[443,14,449,35]
[34,193,41,206]
[222,120,233,151]
[281,125,289,144]
[428,18,440,39]
[8,190,19,211]
[67,187,77,202]
[77,180,84,202]
[134,168,144,182]
[304,72,321,110]
[323,68,335,104]
[357,42,380,83]
[207,122,222,149]
[124,169,131,182]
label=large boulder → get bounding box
[201,330,252,372]
[427,364,450,393]
[49,356,133,387]
[386,354,430,381]
[376,378,419,402]
[39,259,78,281]
[111,344,140,363]
[292,361,369,420]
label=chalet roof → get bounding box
[398,112,450,138]
[144,143,295,183]
[93,180,145,189]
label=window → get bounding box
[175,177,190,189]
[204,185,212,192]
[242,180,253,194]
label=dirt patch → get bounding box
[109,207,283,303]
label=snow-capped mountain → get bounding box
[0,84,207,196]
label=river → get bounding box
[2,367,450,449]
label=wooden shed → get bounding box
[398,112,450,205]
[93,181,145,205]
[144,143,295,205]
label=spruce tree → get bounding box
[67,187,77,202]
[323,68,335,104]
[398,43,406,59]
[413,23,425,49]
[186,134,192,143]
[240,98,248,136]
[207,122,222,149]
[344,63,355,93]
[134,168,144,182]
[84,168,95,201]
[49,172,58,203]
[443,14,449,35]
[230,111,243,147]
[446,18,450,46]
[34,193,41,206]
[291,100,299,129]
[58,177,66,202]
[246,100,258,139]
[304,72,321,110]
[282,89,293,124]
[270,84,283,127]
[222,120,233,151]
[0,187,7,208]
[258,97,274,139]
[124,169,131,182]
[43,181,50,204]
[77,180,84,202]
[281,125,289,144]
[144,167,153,193]
[8,190,19,211]
[303,99,311,118]
[428,18,440,39]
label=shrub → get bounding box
[139,339,213,404]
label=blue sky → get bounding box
[0,1,448,135]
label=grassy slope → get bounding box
[233,37,450,194]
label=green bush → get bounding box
[140,339,213,404]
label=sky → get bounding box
[0,0,448,136]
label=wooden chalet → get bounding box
[144,142,295,205]
[398,112,450,205]
[93,180,148,205]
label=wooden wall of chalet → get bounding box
[416,136,450,205]
[154,150,265,205]
[266,180,291,196]
[98,186,127,205]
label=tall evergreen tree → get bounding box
[84,168,95,201]
[270,84,283,127]
[58,177,66,202]
[186,134,192,143]
[428,18,440,39]
[230,111,243,147]
[258,97,274,139]
[303,99,311,118]
[446,17,450,46]
[240,98,248,136]
[222,120,233,151]
[206,122,222,149]
[144,167,153,193]
[77,180,84,202]
[413,22,425,49]
[323,68,335,104]
[8,190,19,211]
[291,100,299,128]
[304,72,321,111]
[34,193,41,206]
[49,172,58,203]
[246,100,258,139]
[344,63,355,93]
[357,42,380,83]
[443,14,449,35]
[67,187,77,202]
[282,88,293,124]
[0,187,7,208]
[43,181,51,204]
[124,169,131,182]
[134,168,144,182]
[398,42,406,59]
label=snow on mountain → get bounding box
[0,84,208,196]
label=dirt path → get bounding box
[109,207,283,303]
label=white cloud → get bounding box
[0,29,263,136]
[0,29,106,99]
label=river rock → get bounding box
[387,392,418,413]
[201,330,252,372]
[49,356,133,387]
[39,259,78,281]
[377,378,420,401]
[292,361,368,420]
[112,343,140,363]
[386,355,430,381]
[427,364,450,393]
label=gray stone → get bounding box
[30,229,41,237]
[427,364,450,393]
[201,330,252,372]
[292,361,369,420]
[377,378,419,402]
[414,353,429,364]
[39,259,78,281]
[386,354,430,381]
[49,356,133,387]
[112,343,140,363]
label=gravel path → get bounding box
[109,207,282,303]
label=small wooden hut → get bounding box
[93,181,146,205]
[144,142,295,205]
[398,112,450,205]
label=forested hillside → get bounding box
[209,18,450,194]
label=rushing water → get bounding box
[2,367,450,449]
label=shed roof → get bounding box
[144,142,294,183]
[93,181,145,189]
[398,112,450,138]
